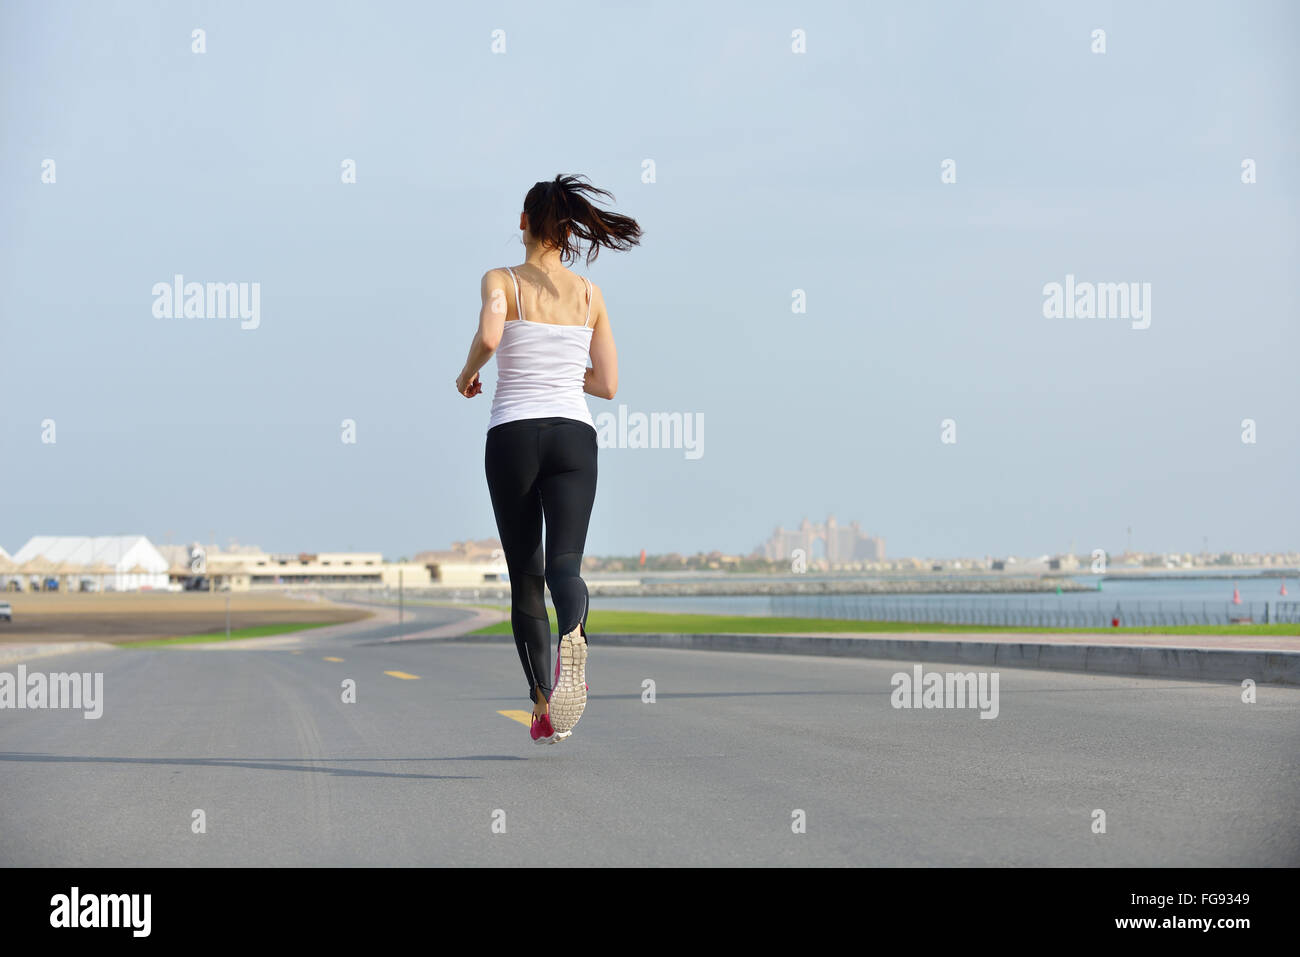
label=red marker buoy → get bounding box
[1232,583,1242,605]
[1281,580,1289,597]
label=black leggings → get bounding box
[485,416,597,704]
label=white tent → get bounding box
[12,536,170,591]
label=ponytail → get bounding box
[523,174,642,266]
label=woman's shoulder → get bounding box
[569,270,599,295]
[479,266,518,292]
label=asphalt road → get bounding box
[2,603,1297,866]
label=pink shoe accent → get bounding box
[530,712,554,742]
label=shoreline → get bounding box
[389,578,1097,601]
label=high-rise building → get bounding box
[761,516,885,564]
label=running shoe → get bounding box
[530,711,554,744]
[549,623,588,735]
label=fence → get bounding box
[1275,602,1300,624]
[770,594,1289,628]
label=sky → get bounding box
[1,0,1297,561]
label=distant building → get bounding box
[761,516,884,564]
[415,539,508,585]
[155,543,433,590]
[414,539,504,566]
[220,550,431,589]
[12,535,170,590]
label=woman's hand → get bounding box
[456,368,482,398]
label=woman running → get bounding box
[455,174,641,744]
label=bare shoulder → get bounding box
[586,278,610,328]
[481,267,516,303]
[481,267,512,288]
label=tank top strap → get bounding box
[503,266,525,321]
[583,277,593,328]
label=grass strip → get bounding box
[121,622,336,648]
[469,609,1299,637]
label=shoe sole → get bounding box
[549,626,587,735]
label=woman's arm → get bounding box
[456,270,509,397]
[584,283,618,400]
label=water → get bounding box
[587,574,1296,617]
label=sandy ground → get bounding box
[0,591,370,644]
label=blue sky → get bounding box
[1,0,1296,559]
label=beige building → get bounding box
[415,539,503,565]
[160,544,433,591]
[148,538,517,591]
[433,560,509,586]
[416,539,509,586]
[233,552,432,589]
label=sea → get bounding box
[587,572,1297,617]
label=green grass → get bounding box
[469,609,1300,637]
[120,622,336,648]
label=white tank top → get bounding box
[487,266,595,431]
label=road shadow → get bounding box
[0,752,524,780]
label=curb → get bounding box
[169,634,310,651]
[447,632,1300,685]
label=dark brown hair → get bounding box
[523,174,642,266]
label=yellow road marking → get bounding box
[498,710,532,726]
[323,656,343,662]
[384,670,420,680]
[290,651,302,655]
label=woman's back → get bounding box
[487,264,594,430]
[503,265,593,326]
